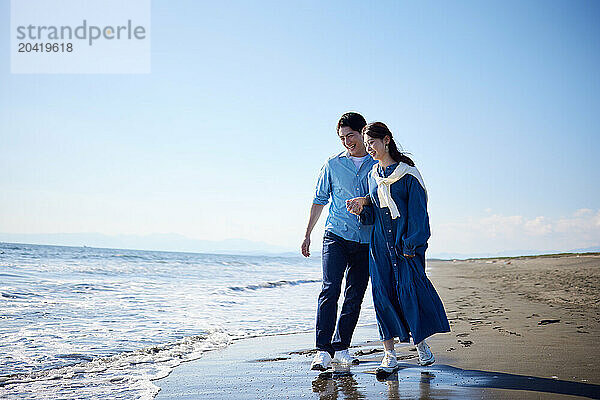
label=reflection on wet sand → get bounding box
[311,363,600,400]
[378,369,472,400]
[312,366,366,400]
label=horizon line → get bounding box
[2,240,599,261]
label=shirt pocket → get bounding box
[390,180,404,199]
[333,186,350,203]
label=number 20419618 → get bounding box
[18,42,73,52]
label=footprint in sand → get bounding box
[354,348,383,356]
[538,319,560,326]
[458,339,473,347]
[253,357,290,362]
[456,333,470,337]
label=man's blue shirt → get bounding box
[313,151,377,244]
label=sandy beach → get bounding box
[155,253,600,399]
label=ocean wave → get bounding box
[226,279,321,292]
[0,330,233,400]
[0,244,325,399]
[69,283,119,293]
[0,272,23,278]
[0,245,23,251]
[55,353,95,362]
[111,254,148,260]
[1,291,41,299]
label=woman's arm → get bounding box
[359,202,375,226]
[402,176,431,256]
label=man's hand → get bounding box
[302,203,324,257]
[301,236,311,257]
[346,197,367,216]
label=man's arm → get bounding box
[301,203,325,257]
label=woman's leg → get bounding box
[416,339,435,366]
[382,339,395,352]
[377,338,399,373]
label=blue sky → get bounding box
[1,0,599,256]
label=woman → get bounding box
[346,122,450,374]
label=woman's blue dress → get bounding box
[360,163,450,344]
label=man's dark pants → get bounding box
[316,231,370,357]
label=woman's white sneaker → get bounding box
[311,351,332,371]
[333,349,359,365]
[376,350,399,374]
[416,340,435,366]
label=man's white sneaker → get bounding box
[376,350,399,374]
[416,340,435,366]
[333,349,359,365]
[311,351,332,371]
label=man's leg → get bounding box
[315,232,348,356]
[332,241,369,351]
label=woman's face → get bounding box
[364,135,389,161]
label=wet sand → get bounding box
[155,254,600,399]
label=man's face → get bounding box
[338,126,366,156]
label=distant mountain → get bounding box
[569,246,600,253]
[0,232,293,255]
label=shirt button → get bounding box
[388,230,392,233]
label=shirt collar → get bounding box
[377,162,399,175]
[339,150,370,159]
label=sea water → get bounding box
[0,242,375,399]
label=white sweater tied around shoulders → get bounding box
[371,162,427,219]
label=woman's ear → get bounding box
[384,136,390,145]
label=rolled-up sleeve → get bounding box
[313,163,331,205]
[359,204,375,226]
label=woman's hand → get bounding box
[346,197,367,216]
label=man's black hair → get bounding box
[337,112,367,134]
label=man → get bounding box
[301,112,376,371]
